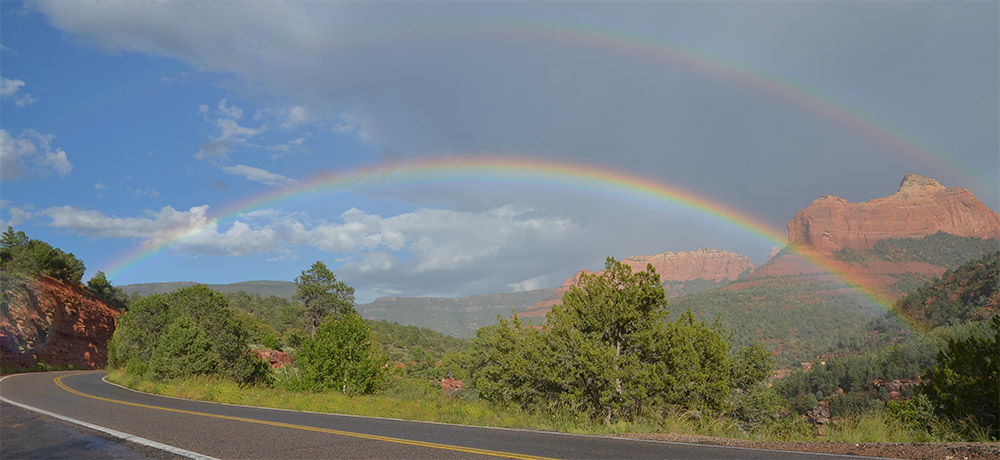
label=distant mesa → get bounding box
[787,174,1000,254]
[521,249,753,319]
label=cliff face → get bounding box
[521,249,752,319]
[788,174,1000,254]
[621,249,754,282]
[1,274,120,370]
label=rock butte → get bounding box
[521,249,753,318]
[524,174,999,318]
[787,174,1000,254]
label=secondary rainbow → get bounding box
[292,19,993,192]
[103,155,900,316]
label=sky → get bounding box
[1,1,997,303]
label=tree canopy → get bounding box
[1,226,86,284]
[294,261,355,337]
[108,285,271,385]
[298,313,388,394]
[471,258,743,424]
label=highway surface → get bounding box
[2,371,877,459]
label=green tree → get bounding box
[471,313,551,409]
[661,310,731,411]
[108,285,272,385]
[298,314,387,394]
[730,342,774,391]
[108,294,174,369]
[86,271,130,311]
[149,315,220,378]
[0,226,85,284]
[918,315,1000,438]
[0,226,28,265]
[544,258,673,422]
[294,261,356,337]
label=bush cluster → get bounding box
[469,258,782,428]
[108,285,272,385]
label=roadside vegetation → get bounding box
[6,227,994,441]
[104,250,999,443]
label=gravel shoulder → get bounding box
[618,431,1000,460]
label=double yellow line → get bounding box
[54,375,556,460]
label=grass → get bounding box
[107,369,749,437]
[106,369,970,444]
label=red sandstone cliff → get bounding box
[521,249,752,319]
[1,274,120,370]
[787,174,1000,254]
[621,249,754,282]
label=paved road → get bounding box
[1,371,876,459]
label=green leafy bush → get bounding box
[298,314,388,394]
[471,258,735,424]
[918,315,1000,439]
[108,285,272,386]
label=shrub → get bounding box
[298,314,388,394]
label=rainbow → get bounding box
[294,19,993,192]
[103,155,900,315]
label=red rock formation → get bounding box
[621,248,753,282]
[252,348,291,369]
[521,249,752,319]
[440,378,464,396]
[520,270,600,319]
[1,274,120,370]
[788,174,1000,254]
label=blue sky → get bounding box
[1,2,997,302]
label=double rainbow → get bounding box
[104,155,898,316]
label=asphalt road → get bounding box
[1,371,878,459]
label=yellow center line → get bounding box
[54,375,557,460]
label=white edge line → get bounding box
[0,374,218,460]
[99,373,892,460]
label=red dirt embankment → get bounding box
[1,274,120,370]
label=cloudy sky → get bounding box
[1,2,997,302]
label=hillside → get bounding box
[122,280,298,299]
[673,240,996,367]
[358,289,557,338]
[895,250,999,329]
[775,251,999,420]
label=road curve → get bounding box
[2,371,875,459]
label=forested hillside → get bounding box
[775,251,999,438]
[357,289,557,338]
[1,227,128,371]
[123,280,298,299]
[670,234,997,366]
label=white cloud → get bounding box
[266,137,305,159]
[217,98,242,119]
[0,77,24,96]
[0,129,72,179]
[94,183,106,190]
[352,252,397,273]
[44,149,72,177]
[221,163,298,188]
[281,106,309,128]
[38,203,578,274]
[195,99,266,160]
[1,207,32,227]
[0,76,35,107]
[42,205,211,247]
[126,187,159,198]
